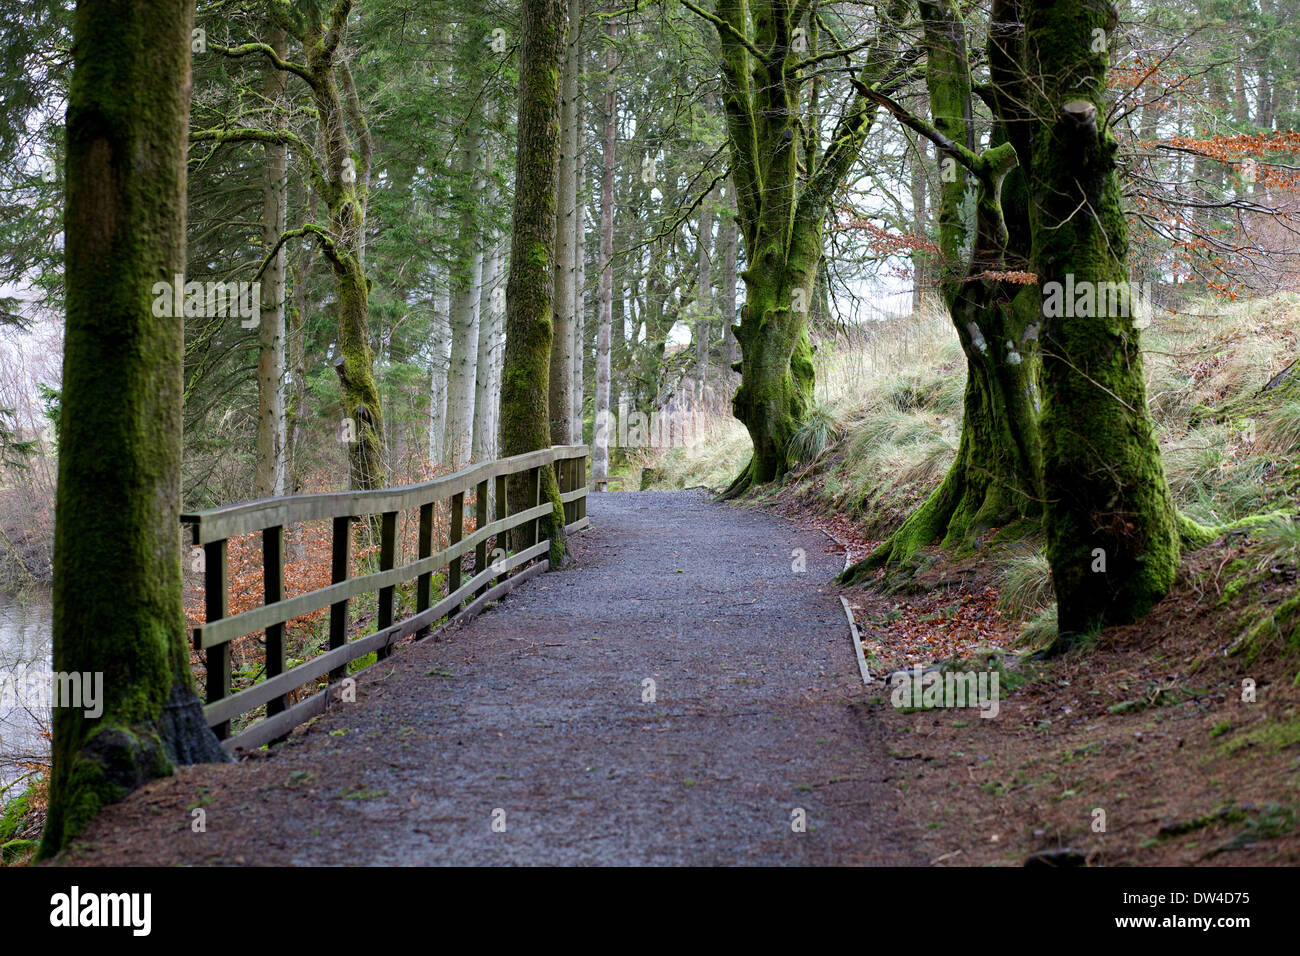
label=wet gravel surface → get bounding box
[63,491,923,866]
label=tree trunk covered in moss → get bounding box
[842,0,1043,583]
[704,0,908,497]
[41,0,227,859]
[304,10,385,493]
[1025,0,1179,640]
[502,0,568,562]
[195,2,385,493]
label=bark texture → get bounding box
[255,26,288,499]
[548,0,581,445]
[502,0,568,562]
[446,107,484,468]
[708,0,908,496]
[42,0,227,858]
[842,0,1044,582]
[593,17,616,484]
[1025,0,1179,640]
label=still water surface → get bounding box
[0,594,52,792]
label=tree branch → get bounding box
[209,41,316,87]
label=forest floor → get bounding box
[762,495,1300,866]
[51,491,925,866]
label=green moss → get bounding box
[1233,594,1300,670]
[1,839,38,865]
[1222,716,1300,754]
[1026,0,1181,641]
[43,0,225,859]
[0,784,33,843]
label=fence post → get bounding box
[494,473,507,584]
[377,509,397,659]
[263,526,286,717]
[579,452,587,521]
[329,515,351,681]
[561,454,573,525]
[449,490,464,603]
[416,501,433,638]
[203,538,230,740]
[474,478,489,597]
[531,464,543,549]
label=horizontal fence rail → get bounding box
[182,444,589,752]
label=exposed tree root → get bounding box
[718,457,755,501]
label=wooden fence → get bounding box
[182,444,589,753]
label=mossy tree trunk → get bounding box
[501,0,568,563]
[1025,0,1179,640]
[41,0,227,859]
[307,9,385,493]
[842,0,1044,583]
[196,1,385,494]
[693,0,910,497]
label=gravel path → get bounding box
[62,491,923,866]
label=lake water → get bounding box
[0,594,52,793]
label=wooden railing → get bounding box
[182,444,589,753]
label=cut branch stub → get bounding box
[1063,100,1097,128]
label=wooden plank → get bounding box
[263,526,286,718]
[223,687,328,754]
[184,446,563,544]
[192,501,554,649]
[564,516,590,534]
[328,515,351,681]
[376,510,397,660]
[452,558,548,626]
[207,538,553,729]
[203,539,230,740]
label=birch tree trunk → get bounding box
[720,182,738,405]
[445,110,484,469]
[429,280,451,465]
[255,26,289,499]
[906,128,928,315]
[695,189,713,409]
[572,147,586,442]
[474,229,504,463]
[593,15,616,484]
